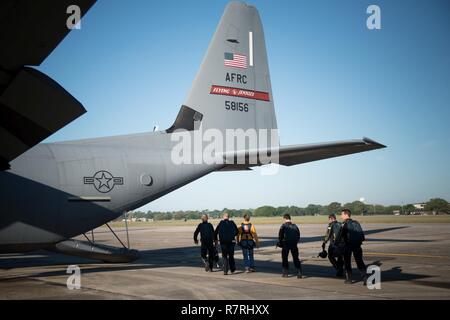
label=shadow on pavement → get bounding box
[0,225,435,285]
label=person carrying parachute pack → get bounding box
[277,214,303,279]
[193,214,216,272]
[237,214,260,273]
[337,209,368,285]
[215,212,239,275]
[321,213,344,277]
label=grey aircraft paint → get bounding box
[0,2,385,261]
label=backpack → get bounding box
[346,220,365,246]
[330,221,342,244]
[240,223,255,249]
[283,223,300,244]
[241,223,253,240]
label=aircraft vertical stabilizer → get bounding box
[184,2,277,137]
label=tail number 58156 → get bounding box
[225,100,249,112]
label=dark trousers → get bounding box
[343,245,366,275]
[220,242,236,272]
[328,244,344,272]
[281,243,301,270]
[201,243,214,269]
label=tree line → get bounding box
[122,198,449,221]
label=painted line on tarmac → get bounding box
[366,252,449,259]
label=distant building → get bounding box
[393,210,401,216]
[413,203,426,210]
[137,218,147,222]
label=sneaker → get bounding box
[282,269,288,278]
[297,269,303,279]
[245,267,251,273]
[249,268,256,272]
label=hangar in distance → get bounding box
[0,1,385,262]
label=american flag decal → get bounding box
[224,52,247,69]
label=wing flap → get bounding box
[0,0,97,170]
[0,67,86,169]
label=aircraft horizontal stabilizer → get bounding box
[219,137,386,168]
[277,137,386,166]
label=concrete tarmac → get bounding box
[1,223,449,299]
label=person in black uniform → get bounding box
[322,214,344,277]
[214,212,238,275]
[278,214,303,278]
[193,214,216,272]
[337,209,368,284]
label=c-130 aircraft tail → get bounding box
[169,2,384,169]
[0,1,385,262]
[184,2,277,134]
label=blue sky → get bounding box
[39,0,450,211]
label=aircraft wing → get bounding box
[0,0,96,71]
[219,137,386,170]
[0,0,96,170]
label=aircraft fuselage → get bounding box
[0,131,219,252]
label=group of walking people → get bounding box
[193,208,368,284]
[194,212,260,274]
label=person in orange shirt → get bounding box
[237,214,260,273]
